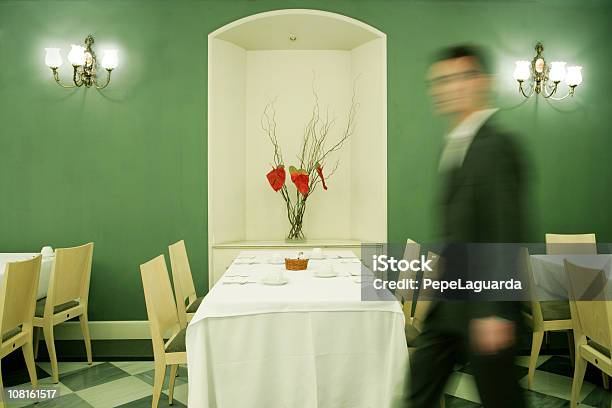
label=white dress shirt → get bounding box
[438,108,499,173]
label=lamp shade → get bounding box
[67,44,86,66]
[101,49,118,70]
[549,61,566,82]
[513,61,531,81]
[45,48,63,68]
[566,66,583,86]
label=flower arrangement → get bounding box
[262,87,357,241]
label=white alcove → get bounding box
[208,9,387,284]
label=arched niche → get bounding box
[208,9,387,279]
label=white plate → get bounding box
[309,254,326,260]
[260,277,288,285]
[314,272,338,278]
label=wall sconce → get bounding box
[45,35,118,89]
[513,42,582,100]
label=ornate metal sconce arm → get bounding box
[546,85,577,101]
[517,80,535,98]
[94,69,113,90]
[542,81,560,99]
[51,68,78,89]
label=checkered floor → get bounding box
[2,355,611,407]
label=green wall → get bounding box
[1,0,610,320]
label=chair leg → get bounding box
[151,361,166,408]
[602,372,609,390]
[33,327,41,360]
[168,364,178,405]
[567,330,575,367]
[22,340,38,387]
[0,359,4,408]
[570,356,587,408]
[79,314,93,365]
[528,331,544,390]
[42,324,59,384]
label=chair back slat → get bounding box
[396,239,421,307]
[169,240,197,304]
[1,256,41,336]
[49,243,94,307]
[546,233,597,255]
[140,255,180,351]
[519,247,544,321]
[413,251,441,329]
[565,259,612,350]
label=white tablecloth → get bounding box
[186,250,408,408]
[0,253,54,300]
[530,254,612,299]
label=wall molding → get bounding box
[54,321,151,340]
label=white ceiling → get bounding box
[214,11,383,51]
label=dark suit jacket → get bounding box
[426,116,527,334]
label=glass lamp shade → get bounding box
[513,61,531,81]
[101,49,118,70]
[45,48,63,68]
[549,61,566,82]
[566,66,583,86]
[67,44,86,66]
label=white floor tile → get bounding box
[110,361,154,375]
[37,361,103,376]
[444,372,481,404]
[518,369,595,401]
[76,376,152,408]
[163,382,189,406]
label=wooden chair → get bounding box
[140,255,187,408]
[411,251,441,333]
[403,250,443,407]
[32,243,94,384]
[524,234,597,389]
[565,259,612,408]
[396,239,421,326]
[169,240,203,328]
[546,233,597,255]
[1,256,41,407]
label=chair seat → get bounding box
[405,324,421,347]
[1,326,22,342]
[541,301,571,321]
[523,301,571,321]
[186,296,203,313]
[587,340,611,358]
[165,329,186,353]
[35,298,80,317]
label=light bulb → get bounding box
[101,49,118,70]
[549,61,566,82]
[566,66,583,86]
[67,44,86,66]
[45,48,63,68]
[513,60,531,81]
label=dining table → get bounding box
[186,249,408,408]
[0,253,54,300]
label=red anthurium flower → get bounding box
[316,163,327,190]
[289,166,309,196]
[266,165,286,192]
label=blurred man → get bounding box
[405,45,526,407]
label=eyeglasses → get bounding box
[427,70,482,86]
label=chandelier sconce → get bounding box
[512,42,582,100]
[44,35,118,89]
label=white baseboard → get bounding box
[53,321,151,340]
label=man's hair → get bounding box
[432,44,491,74]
